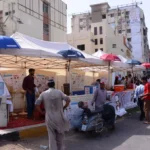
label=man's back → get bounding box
[42,88,63,112]
[93,88,107,108]
[36,88,69,133]
[135,84,144,98]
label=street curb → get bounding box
[0,123,47,141]
[0,107,139,141]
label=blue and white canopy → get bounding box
[126,59,142,65]
[58,49,85,59]
[0,32,105,69]
[0,36,20,49]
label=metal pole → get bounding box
[108,61,110,89]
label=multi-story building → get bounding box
[68,2,149,61]
[67,10,132,58]
[90,2,149,62]
[0,0,67,42]
[67,3,132,59]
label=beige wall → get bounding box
[0,68,110,110]
[91,21,132,58]
[0,0,67,42]
[67,31,95,54]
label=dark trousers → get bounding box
[144,100,150,122]
[138,98,145,120]
[26,92,35,118]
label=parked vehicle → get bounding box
[80,103,116,135]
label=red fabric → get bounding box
[40,102,44,109]
[0,117,44,129]
[100,54,121,61]
[142,63,150,69]
[34,103,45,120]
[144,83,150,100]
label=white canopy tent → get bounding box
[78,65,145,72]
[92,50,146,72]
[93,50,129,68]
[0,32,106,69]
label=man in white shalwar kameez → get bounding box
[35,80,70,150]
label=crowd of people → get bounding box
[114,74,150,124]
[22,69,150,150]
[114,74,136,89]
[134,76,150,124]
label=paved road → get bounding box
[1,112,150,150]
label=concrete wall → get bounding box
[71,13,91,33]
[0,0,67,42]
[91,21,131,58]
[107,5,149,62]
[67,31,94,54]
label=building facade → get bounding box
[67,3,132,58]
[68,2,149,61]
[90,2,149,62]
[67,10,132,58]
[0,0,67,42]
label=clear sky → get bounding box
[62,0,149,40]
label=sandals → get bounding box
[143,121,150,124]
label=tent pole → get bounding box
[65,64,68,83]
[68,60,72,95]
[93,71,95,82]
[132,64,135,89]
[108,61,110,89]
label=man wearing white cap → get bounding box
[35,79,70,150]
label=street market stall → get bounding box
[0,33,146,129]
[0,33,108,128]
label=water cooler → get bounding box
[0,96,8,127]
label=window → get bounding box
[43,24,49,35]
[94,27,97,35]
[110,14,114,17]
[118,30,122,34]
[77,44,85,51]
[0,11,2,14]
[99,26,103,34]
[100,38,103,44]
[127,29,131,33]
[80,18,83,22]
[121,49,124,52]
[95,49,98,52]
[80,26,83,30]
[126,11,130,16]
[100,48,103,51]
[125,16,129,20]
[43,2,49,13]
[112,44,116,48]
[127,38,131,42]
[95,39,98,45]
[118,12,121,16]
[5,11,11,16]
[102,14,106,19]
[127,20,130,24]
[143,28,147,36]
